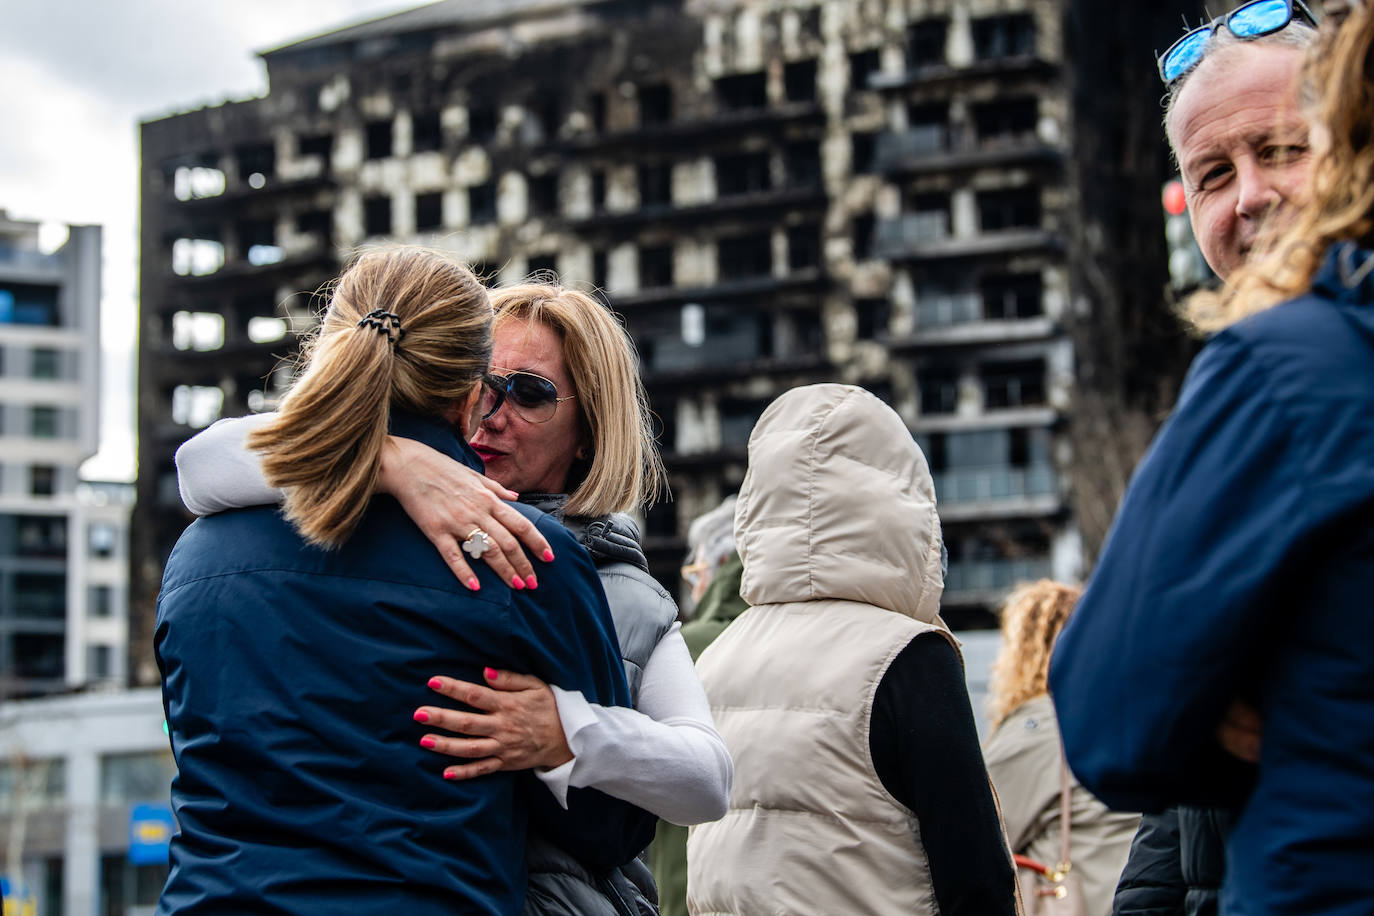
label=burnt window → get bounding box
[973,14,1036,61]
[298,133,332,160]
[978,188,1041,231]
[787,223,822,271]
[973,98,1039,145]
[851,132,877,174]
[529,173,559,217]
[639,245,674,289]
[468,106,498,144]
[919,367,960,414]
[906,102,949,153]
[718,232,772,281]
[908,19,949,68]
[415,192,443,231]
[528,254,558,278]
[592,249,609,290]
[364,196,392,237]
[784,141,822,190]
[639,84,673,126]
[470,261,499,286]
[849,48,882,91]
[644,501,678,538]
[639,163,673,207]
[237,219,275,250]
[235,143,275,181]
[591,169,608,211]
[296,209,331,240]
[855,298,890,340]
[589,92,608,133]
[720,398,771,446]
[982,359,1046,409]
[365,120,393,159]
[852,213,875,260]
[412,111,443,152]
[715,72,768,111]
[715,151,772,196]
[784,59,817,103]
[535,98,563,142]
[468,183,498,225]
[982,273,1043,319]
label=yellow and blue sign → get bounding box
[129,802,176,865]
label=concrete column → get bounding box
[63,749,98,916]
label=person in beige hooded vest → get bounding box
[687,384,1019,915]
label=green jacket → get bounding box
[651,550,745,916]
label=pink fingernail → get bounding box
[525,575,538,590]
[484,667,499,681]
[443,771,458,780]
[542,549,555,562]
[420,736,436,749]
[512,575,525,589]
[468,577,480,591]
[413,710,429,723]
[428,678,443,690]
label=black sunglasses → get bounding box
[1157,0,1318,84]
[479,369,576,424]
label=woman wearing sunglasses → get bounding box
[176,281,731,914]
[157,249,654,915]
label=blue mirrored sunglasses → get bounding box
[1158,0,1318,84]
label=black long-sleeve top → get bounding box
[869,633,1019,915]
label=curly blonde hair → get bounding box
[987,580,1082,729]
[1186,2,1374,332]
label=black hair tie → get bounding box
[356,309,405,345]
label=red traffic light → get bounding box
[1163,179,1187,216]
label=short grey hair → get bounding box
[1163,23,1319,155]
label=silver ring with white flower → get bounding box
[462,527,493,560]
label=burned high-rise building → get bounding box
[134,0,1196,684]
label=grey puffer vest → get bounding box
[521,495,679,916]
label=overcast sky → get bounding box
[0,0,421,481]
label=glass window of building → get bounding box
[908,19,949,69]
[973,14,1036,61]
[30,464,57,496]
[88,644,112,678]
[414,192,443,231]
[30,405,59,438]
[12,515,66,557]
[101,752,177,805]
[0,758,66,813]
[467,183,497,225]
[363,195,393,236]
[12,633,65,679]
[30,347,59,379]
[89,522,118,559]
[0,283,59,325]
[89,584,113,618]
[14,572,66,620]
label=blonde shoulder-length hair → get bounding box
[1186,3,1374,332]
[986,579,1083,729]
[246,247,491,548]
[489,283,668,518]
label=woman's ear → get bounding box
[446,384,484,439]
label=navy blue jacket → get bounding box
[155,412,656,916]
[1050,244,1374,915]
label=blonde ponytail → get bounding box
[247,247,492,547]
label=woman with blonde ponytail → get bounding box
[155,247,655,916]
[1049,5,1374,911]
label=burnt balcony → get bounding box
[942,556,1054,605]
[868,55,1057,92]
[874,128,1062,175]
[642,352,828,390]
[554,101,825,154]
[610,266,826,311]
[162,247,337,292]
[570,187,826,233]
[167,164,335,210]
[931,464,1060,522]
[872,216,1061,261]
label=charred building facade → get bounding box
[135,0,1195,684]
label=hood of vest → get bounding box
[735,383,945,625]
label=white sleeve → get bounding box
[175,413,284,516]
[534,624,733,826]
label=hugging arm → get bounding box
[418,624,732,826]
[173,413,552,589]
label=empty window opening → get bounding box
[415,192,444,231]
[364,195,393,236]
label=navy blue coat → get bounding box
[155,412,656,916]
[1050,244,1374,915]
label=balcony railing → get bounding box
[0,244,61,271]
[874,128,1060,174]
[871,211,949,257]
[916,293,983,328]
[933,464,1056,504]
[945,556,1052,594]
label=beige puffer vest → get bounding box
[687,384,957,915]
